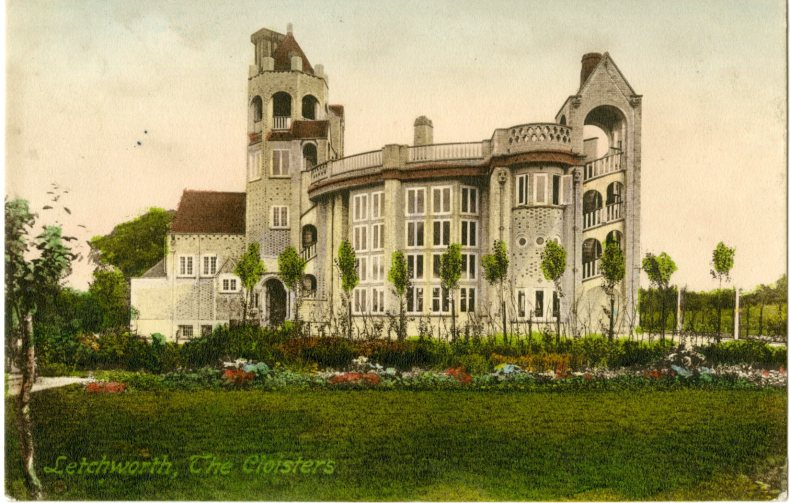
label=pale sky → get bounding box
[6,0,787,291]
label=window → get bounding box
[432,254,441,279]
[406,188,426,215]
[534,290,544,318]
[221,277,239,292]
[371,287,385,313]
[353,225,368,251]
[202,255,217,276]
[461,254,477,280]
[356,257,368,282]
[432,186,451,215]
[407,286,424,313]
[353,288,368,314]
[353,194,368,221]
[248,150,262,180]
[201,325,213,337]
[272,150,290,177]
[251,96,263,122]
[518,291,527,318]
[533,173,548,205]
[433,220,450,247]
[178,255,195,277]
[407,254,424,280]
[553,175,561,205]
[178,325,194,339]
[370,255,384,281]
[460,287,476,313]
[517,174,528,205]
[371,192,383,219]
[406,221,424,247]
[371,223,384,250]
[254,292,260,307]
[461,186,478,214]
[432,287,450,313]
[271,206,289,229]
[461,220,477,247]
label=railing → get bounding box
[272,116,291,130]
[407,142,485,163]
[311,163,328,182]
[331,149,383,176]
[583,202,624,230]
[301,243,316,261]
[582,259,600,280]
[584,152,622,181]
[505,123,572,152]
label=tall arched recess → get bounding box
[584,105,627,155]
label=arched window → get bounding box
[272,92,292,117]
[606,230,623,249]
[302,143,317,170]
[302,224,317,249]
[584,105,626,156]
[582,190,603,229]
[301,95,319,120]
[606,182,623,205]
[250,96,263,123]
[582,238,602,279]
[303,274,317,296]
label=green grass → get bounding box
[6,387,787,500]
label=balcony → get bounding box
[584,151,623,181]
[407,142,486,163]
[301,243,316,262]
[498,123,572,155]
[272,116,291,130]
[583,202,624,230]
[248,132,262,145]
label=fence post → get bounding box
[734,287,740,340]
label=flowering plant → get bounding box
[222,368,255,387]
[444,367,472,384]
[85,381,126,394]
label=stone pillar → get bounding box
[331,193,347,314]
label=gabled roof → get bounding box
[171,190,246,235]
[267,120,329,141]
[579,52,637,96]
[272,32,314,74]
[141,258,166,278]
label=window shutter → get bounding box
[560,175,573,205]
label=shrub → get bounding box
[454,353,490,375]
[699,339,787,368]
[279,337,355,369]
[222,369,256,387]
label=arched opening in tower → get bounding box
[301,95,319,120]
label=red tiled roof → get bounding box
[272,33,314,74]
[328,105,344,118]
[171,190,246,234]
[267,120,329,141]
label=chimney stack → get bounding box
[580,52,602,88]
[413,116,433,146]
[287,23,293,35]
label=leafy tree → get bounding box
[600,242,625,341]
[234,243,266,323]
[710,241,735,341]
[387,250,411,341]
[89,208,173,279]
[335,240,359,339]
[439,243,463,341]
[278,246,307,333]
[89,268,130,330]
[541,240,567,343]
[6,198,74,499]
[642,252,677,341]
[482,240,509,343]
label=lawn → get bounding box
[5,387,787,500]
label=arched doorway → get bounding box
[265,278,287,327]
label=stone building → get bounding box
[131,24,642,341]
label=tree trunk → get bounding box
[716,279,722,343]
[398,297,406,342]
[451,296,457,343]
[501,299,507,346]
[17,314,42,500]
[347,300,352,339]
[659,288,667,341]
[759,303,765,336]
[608,295,615,342]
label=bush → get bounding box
[278,337,355,369]
[699,339,787,368]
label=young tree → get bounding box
[6,199,74,499]
[234,242,266,323]
[88,207,173,279]
[387,250,411,341]
[540,240,567,344]
[439,243,463,341]
[482,240,509,343]
[711,241,735,342]
[335,240,359,339]
[599,242,626,341]
[89,268,130,330]
[642,252,677,341]
[278,246,307,333]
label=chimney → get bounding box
[291,55,303,72]
[413,116,433,146]
[287,23,293,35]
[580,52,602,88]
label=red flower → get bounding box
[222,369,255,386]
[85,382,126,394]
[583,373,594,381]
[444,368,472,384]
[328,372,380,386]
